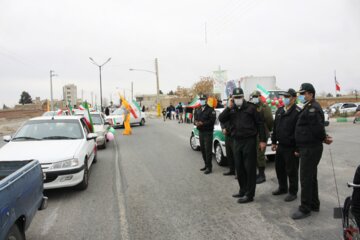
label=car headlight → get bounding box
[49,158,79,169]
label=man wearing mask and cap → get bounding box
[249,90,273,184]
[271,88,301,202]
[292,83,333,220]
[194,94,216,174]
[219,88,267,203]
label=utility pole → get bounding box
[155,58,160,116]
[131,81,134,101]
[50,70,57,111]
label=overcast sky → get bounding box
[0,0,359,107]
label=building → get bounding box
[63,84,77,107]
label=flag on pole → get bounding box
[335,77,341,92]
[83,101,94,133]
[67,100,73,115]
[256,84,269,102]
[186,96,201,108]
[79,104,85,110]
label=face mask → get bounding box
[284,98,290,106]
[298,95,306,104]
[200,100,206,106]
[251,97,259,104]
[234,98,243,107]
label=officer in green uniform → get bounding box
[221,96,235,176]
[194,94,217,175]
[292,83,333,220]
[249,90,274,184]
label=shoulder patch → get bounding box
[309,108,316,113]
[212,111,216,114]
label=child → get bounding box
[162,108,167,121]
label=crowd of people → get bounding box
[194,83,336,220]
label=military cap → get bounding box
[232,88,244,97]
[279,88,297,97]
[250,90,261,97]
[298,83,315,94]
[199,94,207,100]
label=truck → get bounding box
[0,160,47,240]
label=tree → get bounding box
[192,77,214,96]
[3,104,9,110]
[159,90,164,95]
[167,90,175,95]
[175,86,192,97]
[19,91,32,105]
[326,93,334,97]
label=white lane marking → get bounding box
[40,205,59,236]
[114,138,130,240]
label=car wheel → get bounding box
[140,118,145,126]
[215,142,227,166]
[266,155,275,162]
[76,160,89,191]
[6,224,25,240]
[190,134,200,151]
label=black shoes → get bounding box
[256,174,266,184]
[204,169,212,174]
[200,167,207,171]
[223,171,235,176]
[291,210,311,220]
[311,206,320,212]
[232,192,245,198]
[284,194,297,202]
[237,196,253,204]
[272,189,288,195]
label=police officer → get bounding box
[221,96,235,176]
[194,94,216,174]
[219,88,267,203]
[271,89,301,202]
[292,83,333,220]
[249,90,274,184]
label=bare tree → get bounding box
[191,77,214,96]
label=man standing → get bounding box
[221,97,235,176]
[177,102,184,123]
[194,94,216,174]
[292,83,333,220]
[249,90,273,184]
[271,89,301,202]
[219,88,267,203]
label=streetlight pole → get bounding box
[89,57,111,112]
[50,70,57,111]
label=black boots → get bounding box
[256,167,266,184]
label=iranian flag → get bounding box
[335,77,341,92]
[256,84,270,103]
[66,101,73,115]
[186,96,201,108]
[83,102,94,133]
[78,104,85,110]
[57,109,63,116]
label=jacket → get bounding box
[256,102,273,139]
[194,105,216,132]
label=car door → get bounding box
[80,118,96,166]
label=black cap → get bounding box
[232,88,244,97]
[279,88,297,97]
[199,94,207,100]
[298,83,315,94]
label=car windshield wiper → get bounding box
[12,136,41,141]
[42,136,78,140]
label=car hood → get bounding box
[0,140,82,163]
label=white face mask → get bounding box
[234,98,243,107]
[200,100,206,106]
[251,97,259,104]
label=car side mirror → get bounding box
[3,135,11,142]
[87,133,97,141]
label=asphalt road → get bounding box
[4,118,360,240]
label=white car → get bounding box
[106,108,146,128]
[0,116,97,190]
[329,102,358,114]
[91,112,109,149]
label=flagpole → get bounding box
[334,70,337,97]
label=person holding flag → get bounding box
[83,101,94,133]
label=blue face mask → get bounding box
[298,95,306,104]
[284,98,290,106]
[200,100,206,106]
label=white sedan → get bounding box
[106,108,146,128]
[91,112,110,149]
[0,116,97,190]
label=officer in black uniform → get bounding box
[292,83,333,220]
[221,96,235,176]
[219,88,267,203]
[271,88,301,202]
[194,94,216,174]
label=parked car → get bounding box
[42,110,69,116]
[0,116,97,190]
[0,160,47,240]
[329,102,358,114]
[106,107,146,128]
[91,112,110,149]
[189,108,275,166]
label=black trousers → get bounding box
[199,131,213,170]
[299,145,323,213]
[225,135,235,172]
[233,137,257,199]
[274,145,299,195]
[352,165,360,227]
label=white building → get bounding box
[63,84,77,107]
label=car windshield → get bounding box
[12,119,84,141]
[112,108,124,115]
[91,114,103,125]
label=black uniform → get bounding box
[220,120,235,173]
[295,99,326,213]
[271,104,301,196]
[352,165,360,227]
[194,105,216,171]
[219,101,266,200]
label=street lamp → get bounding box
[129,58,160,116]
[50,70,58,111]
[89,57,112,112]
